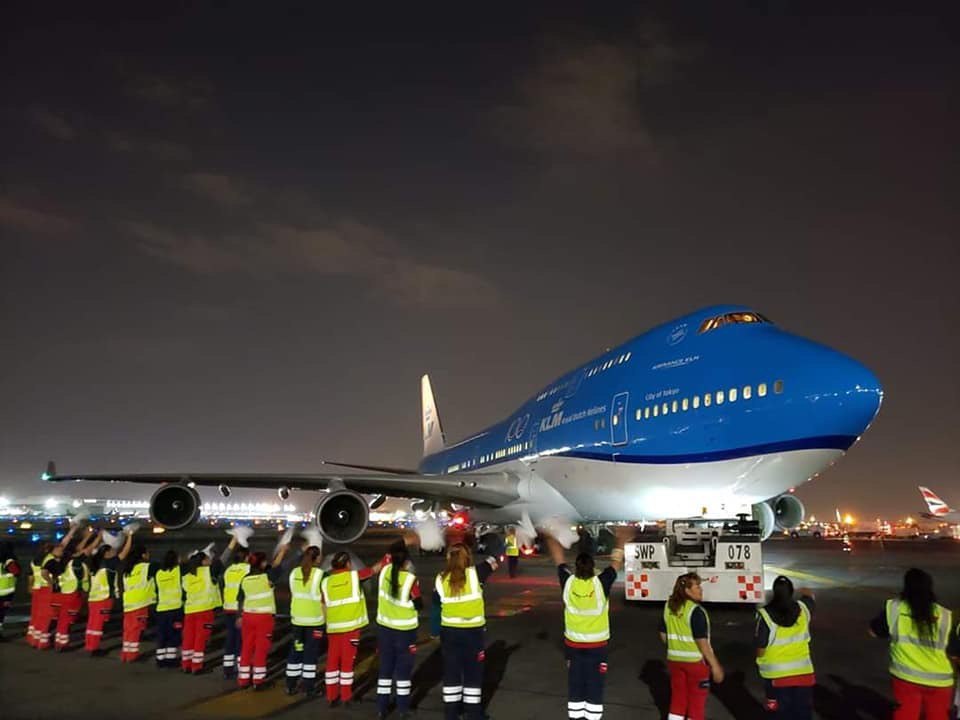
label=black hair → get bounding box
[123,543,147,576]
[766,575,801,626]
[331,551,351,570]
[300,546,321,582]
[235,545,250,559]
[388,540,409,598]
[901,568,937,640]
[89,544,108,574]
[574,552,595,580]
[162,549,179,570]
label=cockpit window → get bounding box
[698,311,771,334]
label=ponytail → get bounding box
[388,540,409,598]
[300,546,320,582]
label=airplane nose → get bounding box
[832,355,883,437]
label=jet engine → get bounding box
[752,501,776,541]
[315,490,370,544]
[773,494,806,531]
[149,483,201,530]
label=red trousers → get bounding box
[891,677,953,720]
[84,599,113,652]
[326,630,361,702]
[54,592,83,649]
[122,606,151,662]
[181,610,215,672]
[668,660,710,720]
[238,612,274,687]
[33,588,57,649]
[28,587,50,646]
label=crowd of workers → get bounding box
[0,521,959,720]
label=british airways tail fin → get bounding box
[421,374,446,458]
[918,486,953,516]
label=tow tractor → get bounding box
[624,516,764,603]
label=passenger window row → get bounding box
[537,351,633,402]
[634,380,783,421]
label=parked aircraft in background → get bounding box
[918,486,960,523]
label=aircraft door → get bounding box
[611,392,629,446]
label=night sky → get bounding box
[2,4,957,519]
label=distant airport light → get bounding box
[152,526,166,534]
[44,497,58,510]
[843,514,854,525]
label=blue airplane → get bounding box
[44,304,883,543]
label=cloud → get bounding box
[128,75,212,110]
[106,133,192,163]
[491,32,678,159]
[182,172,249,206]
[29,108,77,141]
[127,219,499,309]
[0,197,76,235]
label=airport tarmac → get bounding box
[1,531,958,719]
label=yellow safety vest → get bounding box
[377,565,418,630]
[505,535,520,557]
[222,562,250,612]
[123,562,156,611]
[436,567,485,629]
[88,567,113,602]
[59,561,87,595]
[33,553,55,590]
[183,565,221,614]
[664,600,709,663]
[0,558,18,596]
[563,574,610,643]
[155,566,183,611]
[756,603,814,679]
[240,573,276,614]
[886,599,954,687]
[322,570,369,633]
[289,566,325,627]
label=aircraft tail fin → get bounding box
[421,374,446,458]
[918,486,953,516]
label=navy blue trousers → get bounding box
[286,624,325,693]
[222,612,241,678]
[566,645,607,719]
[764,682,813,719]
[441,627,485,720]
[154,609,182,667]
[377,625,417,714]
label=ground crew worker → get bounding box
[431,542,499,720]
[52,528,97,651]
[660,572,725,720]
[84,534,122,656]
[376,540,423,720]
[27,542,55,647]
[948,620,960,716]
[505,527,521,578]
[0,542,23,639]
[870,568,955,720]
[286,545,325,696]
[118,528,158,662]
[220,532,251,679]
[545,530,625,720]
[33,523,83,650]
[321,550,387,707]
[181,543,222,674]
[154,550,184,668]
[236,538,291,690]
[755,576,816,719]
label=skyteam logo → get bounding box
[667,323,688,346]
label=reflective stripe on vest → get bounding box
[756,603,814,679]
[321,570,368,632]
[436,567,485,628]
[183,565,221,614]
[664,600,709,663]
[88,567,113,602]
[123,562,156,611]
[505,535,520,557]
[886,599,954,687]
[289,566,325,626]
[0,558,16,596]
[222,562,250,611]
[240,573,276,614]
[563,574,610,643]
[377,565,418,630]
[155,566,183,611]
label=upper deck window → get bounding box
[698,311,771,334]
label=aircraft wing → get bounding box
[41,461,520,508]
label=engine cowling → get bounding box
[315,490,370,544]
[773,494,806,531]
[150,483,201,530]
[752,501,776,541]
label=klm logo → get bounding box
[540,410,563,432]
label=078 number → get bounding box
[727,544,751,560]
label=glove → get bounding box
[122,522,141,536]
[415,519,444,552]
[200,542,216,559]
[69,508,90,527]
[301,526,324,551]
[227,526,255,548]
[541,517,578,549]
[102,531,124,550]
[278,526,295,547]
